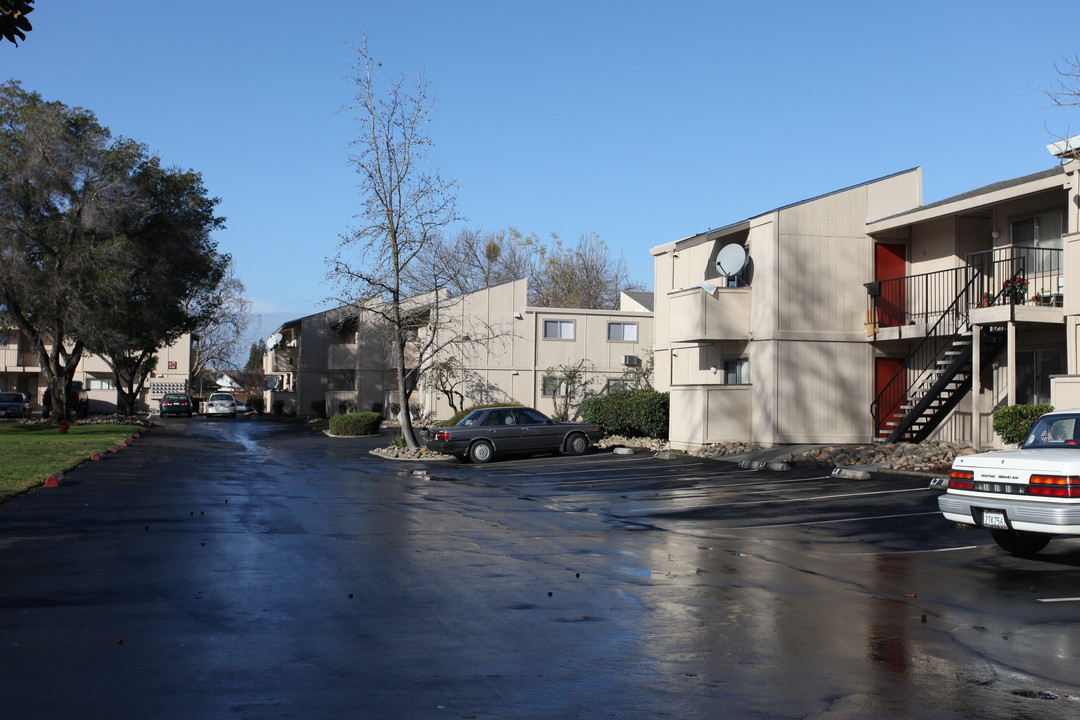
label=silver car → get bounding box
[205,392,238,418]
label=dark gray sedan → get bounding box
[424,406,604,463]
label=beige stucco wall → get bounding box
[0,332,193,413]
[655,169,922,448]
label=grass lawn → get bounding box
[0,423,144,502]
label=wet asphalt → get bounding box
[1,417,1080,719]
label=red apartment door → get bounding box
[875,357,905,436]
[875,243,907,327]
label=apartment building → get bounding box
[0,332,195,414]
[653,137,1080,451]
[262,278,654,422]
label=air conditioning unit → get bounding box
[623,355,640,367]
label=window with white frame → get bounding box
[606,378,631,393]
[542,376,567,396]
[722,358,749,385]
[543,319,575,340]
[88,377,115,391]
[607,322,638,342]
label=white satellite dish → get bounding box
[715,244,748,277]
[265,332,283,351]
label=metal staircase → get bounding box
[876,326,1006,443]
[871,270,1008,443]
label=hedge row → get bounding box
[580,390,668,439]
[329,412,383,436]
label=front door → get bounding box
[875,357,906,436]
[875,243,907,327]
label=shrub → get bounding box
[329,411,384,436]
[438,401,523,427]
[389,434,407,448]
[581,390,669,439]
[272,399,285,416]
[337,399,353,415]
[993,403,1053,446]
[371,401,384,415]
[248,396,265,414]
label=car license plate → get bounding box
[981,509,1009,530]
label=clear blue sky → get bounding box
[6,1,1079,346]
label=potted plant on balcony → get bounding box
[979,292,995,308]
[1002,275,1028,304]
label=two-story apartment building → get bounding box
[653,137,1080,451]
[263,278,654,422]
[0,331,195,414]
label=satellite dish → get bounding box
[715,244,748,277]
[265,332,283,351]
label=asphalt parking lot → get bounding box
[3,419,1080,719]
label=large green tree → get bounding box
[88,159,227,414]
[0,81,225,418]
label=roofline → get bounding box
[868,166,1067,232]
[665,167,921,251]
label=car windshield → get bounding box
[1023,415,1080,448]
[0,393,22,402]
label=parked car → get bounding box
[41,381,89,419]
[205,392,238,418]
[159,393,194,417]
[423,406,604,463]
[0,391,30,419]
[939,408,1080,555]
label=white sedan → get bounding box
[939,408,1080,555]
[205,392,238,418]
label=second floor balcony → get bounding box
[668,285,751,343]
[866,247,1063,339]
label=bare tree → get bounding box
[1042,55,1080,109]
[530,231,644,309]
[542,360,595,421]
[410,227,547,296]
[327,38,462,449]
[190,261,252,379]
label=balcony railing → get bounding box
[866,247,1062,331]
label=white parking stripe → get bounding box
[837,546,979,556]
[1037,597,1080,603]
[623,486,930,514]
[729,511,940,530]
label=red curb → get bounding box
[108,446,119,453]
[91,452,102,461]
[43,471,64,487]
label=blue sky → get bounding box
[5,1,1079,346]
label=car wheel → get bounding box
[469,441,494,464]
[991,529,1051,555]
[565,433,588,456]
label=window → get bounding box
[543,319,574,340]
[1013,211,1063,273]
[542,376,567,396]
[722,358,749,385]
[1016,349,1062,405]
[606,378,631,393]
[88,377,114,391]
[607,322,638,342]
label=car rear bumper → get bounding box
[940,493,1080,534]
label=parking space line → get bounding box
[728,511,940,530]
[624,486,930,514]
[1037,597,1080,603]
[836,546,979,556]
